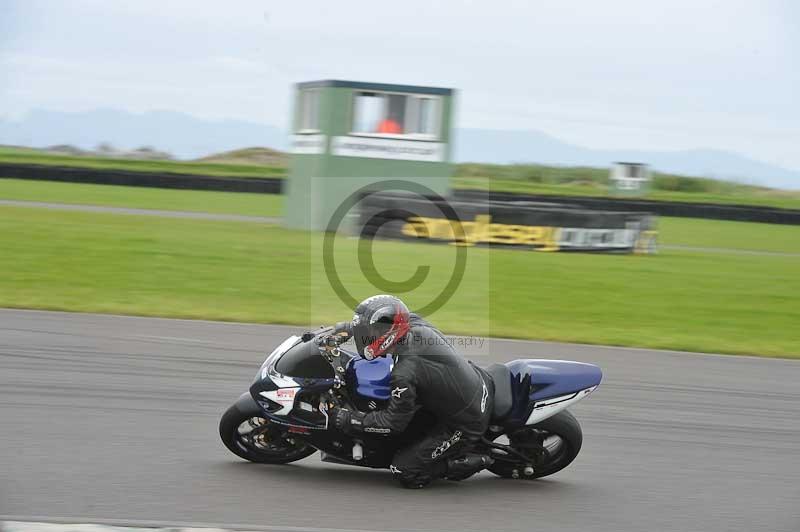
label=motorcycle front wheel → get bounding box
[219,399,317,464]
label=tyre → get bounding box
[488,410,583,480]
[219,398,317,464]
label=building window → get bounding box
[626,165,642,178]
[353,92,385,133]
[413,97,437,135]
[351,91,440,138]
[297,89,320,132]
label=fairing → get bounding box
[504,359,603,426]
[349,355,393,400]
[274,340,336,379]
[506,359,602,402]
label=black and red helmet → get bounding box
[351,295,411,360]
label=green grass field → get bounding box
[2,179,798,255]
[453,176,800,210]
[657,217,800,254]
[0,178,283,217]
[1,205,797,357]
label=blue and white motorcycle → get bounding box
[220,327,602,480]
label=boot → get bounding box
[444,453,494,481]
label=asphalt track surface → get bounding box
[1,309,798,532]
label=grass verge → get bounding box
[453,177,800,210]
[1,206,797,357]
[0,178,283,217]
[3,179,798,255]
[657,217,800,254]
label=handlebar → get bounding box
[333,321,353,337]
[316,322,352,348]
[301,322,351,347]
[314,325,355,384]
[296,325,358,414]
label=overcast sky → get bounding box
[2,0,798,169]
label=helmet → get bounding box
[351,295,411,360]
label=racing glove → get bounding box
[332,407,366,436]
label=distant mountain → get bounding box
[0,108,287,160]
[1,108,798,189]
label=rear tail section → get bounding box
[504,359,602,426]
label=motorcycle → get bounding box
[219,326,602,480]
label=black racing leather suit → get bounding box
[357,315,493,487]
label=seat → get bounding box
[486,363,513,421]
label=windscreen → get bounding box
[274,340,335,379]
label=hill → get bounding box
[197,147,288,166]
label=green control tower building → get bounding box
[284,80,455,231]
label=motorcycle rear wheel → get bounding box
[219,401,317,464]
[488,410,583,480]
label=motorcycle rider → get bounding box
[329,294,495,488]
